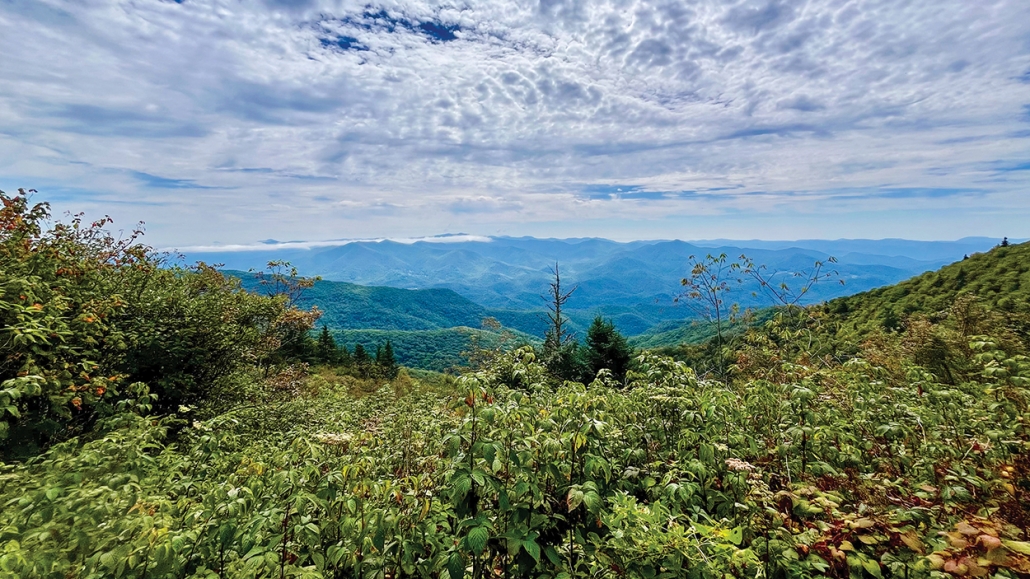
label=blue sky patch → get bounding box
[418,21,459,42]
[331,9,460,43]
[582,184,643,199]
[130,171,217,190]
[872,188,981,200]
[993,161,1030,173]
[321,35,367,52]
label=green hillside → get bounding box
[228,269,691,340]
[332,327,537,373]
[228,271,492,331]
[826,241,1030,334]
[630,308,778,349]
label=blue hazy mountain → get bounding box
[198,236,1010,338]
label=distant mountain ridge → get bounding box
[205,236,1013,339]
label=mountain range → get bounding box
[205,236,1012,341]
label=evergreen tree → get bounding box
[542,338,584,383]
[377,340,399,379]
[315,325,338,365]
[584,316,633,384]
[353,343,372,378]
[337,343,353,368]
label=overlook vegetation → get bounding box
[1,190,1028,579]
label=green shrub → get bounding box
[0,190,313,459]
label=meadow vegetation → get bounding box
[1,190,1028,578]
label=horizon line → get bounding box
[164,234,1023,254]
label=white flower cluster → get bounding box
[725,458,756,473]
[315,432,354,447]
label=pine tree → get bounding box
[337,343,353,368]
[315,325,338,365]
[353,343,371,378]
[584,316,633,384]
[378,340,398,379]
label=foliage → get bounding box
[331,328,535,373]
[316,326,340,366]
[631,308,779,350]
[3,196,1029,579]
[375,341,399,380]
[583,316,633,384]
[676,253,744,346]
[2,319,1028,578]
[0,190,315,459]
[825,242,1030,339]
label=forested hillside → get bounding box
[230,272,493,331]
[2,192,1028,579]
[826,241,1030,336]
[227,270,668,343]
[329,328,535,373]
[188,236,1001,342]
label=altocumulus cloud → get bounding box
[0,0,1028,244]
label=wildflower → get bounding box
[725,458,756,473]
[315,432,354,447]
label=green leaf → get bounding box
[522,539,541,563]
[544,545,561,566]
[566,489,584,512]
[99,551,117,571]
[861,557,883,579]
[452,475,472,499]
[447,552,466,579]
[466,527,488,555]
[582,491,603,514]
[1004,540,1030,555]
[727,526,742,546]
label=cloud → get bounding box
[0,0,1028,244]
[173,233,493,253]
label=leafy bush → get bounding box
[2,321,1027,578]
[0,190,313,459]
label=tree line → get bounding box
[313,325,399,379]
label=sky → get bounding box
[1,0,1029,247]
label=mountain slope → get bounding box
[826,241,1030,334]
[228,272,491,331]
[331,327,539,372]
[188,237,1000,316]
